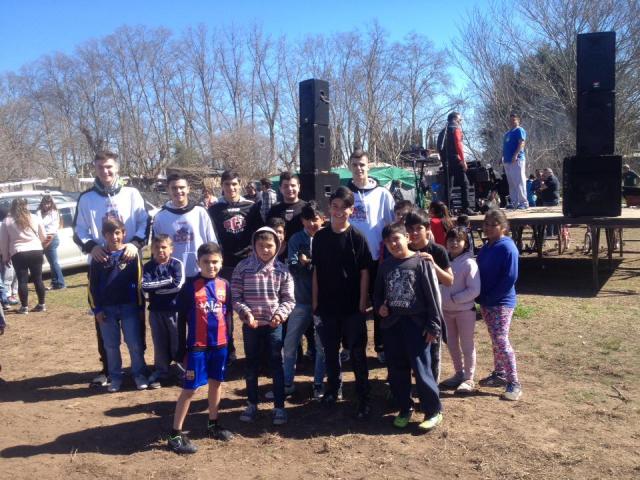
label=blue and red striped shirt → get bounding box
[178,275,231,349]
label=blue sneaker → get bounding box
[239,403,258,423]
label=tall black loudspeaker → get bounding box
[577,32,616,93]
[299,123,331,173]
[576,90,615,156]
[562,155,621,217]
[299,172,341,212]
[299,79,329,126]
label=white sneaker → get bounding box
[501,382,523,401]
[91,373,109,387]
[134,375,149,390]
[107,378,122,393]
[455,379,476,394]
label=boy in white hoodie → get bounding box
[439,227,481,393]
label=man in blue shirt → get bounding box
[502,113,528,209]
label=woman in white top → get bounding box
[0,198,47,314]
[37,195,65,290]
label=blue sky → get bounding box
[0,0,482,83]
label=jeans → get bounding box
[316,312,370,401]
[283,304,325,387]
[44,234,65,288]
[99,303,147,381]
[11,251,45,307]
[243,323,285,408]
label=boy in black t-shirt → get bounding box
[312,186,372,419]
[374,222,443,431]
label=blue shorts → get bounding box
[182,348,228,390]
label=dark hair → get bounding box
[429,201,454,230]
[484,208,509,233]
[445,227,472,253]
[528,174,535,180]
[152,234,173,245]
[102,218,126,235]
[94,150,118,163]
[300,200,324,220]
[510,112,521,120]
[382,221,407,240]
[447,111,461,122]
[221,170,240,183]
[166,173,188,185]
[266,216,286,231]
[456,214,470,227]
[329,186,354,208]
[260,177,272,188]
[37,195,57,213]
[394,199,413,213]
[197,242,222,259]
[349,149,369,162]
[404,209,431,228]
[255,231,277,244]
[279,171,299,184]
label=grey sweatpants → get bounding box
[150,310,179,376]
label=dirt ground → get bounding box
[1,226,639,479]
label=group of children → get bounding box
[87,187,522,455]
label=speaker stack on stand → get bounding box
[298,79,341,211]
[563,31,621,217]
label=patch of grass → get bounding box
[596,338,623,355]
[514,304,535,319]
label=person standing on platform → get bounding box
[502,113,528,209]
[437,112,473,215]
[347,149,395,364]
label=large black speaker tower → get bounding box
[299,78,332,183]
[299,172,341,212]
[576,32,616,156]
[299,123,331,173]
[299,79,329,126]
[562,155,621,217]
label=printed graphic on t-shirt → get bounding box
[197,298,222,315]
[174,222,194,244]
[350,203,367,222]
[284,208,294,221]
[102,199,122,226]
[386,269,416,308]
[223,214,246,234]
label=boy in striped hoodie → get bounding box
[232,227,295,425]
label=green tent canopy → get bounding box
[270,166,416,190]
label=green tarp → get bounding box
[271,166,416,190]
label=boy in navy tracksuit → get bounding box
[89,218,147,393]
[141,234,185,388]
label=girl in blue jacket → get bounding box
[476,209,522,401]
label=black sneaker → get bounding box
[167,433,198,454]
[208,423,233,441]
[355,401,371,420]
[321,392,337,406]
